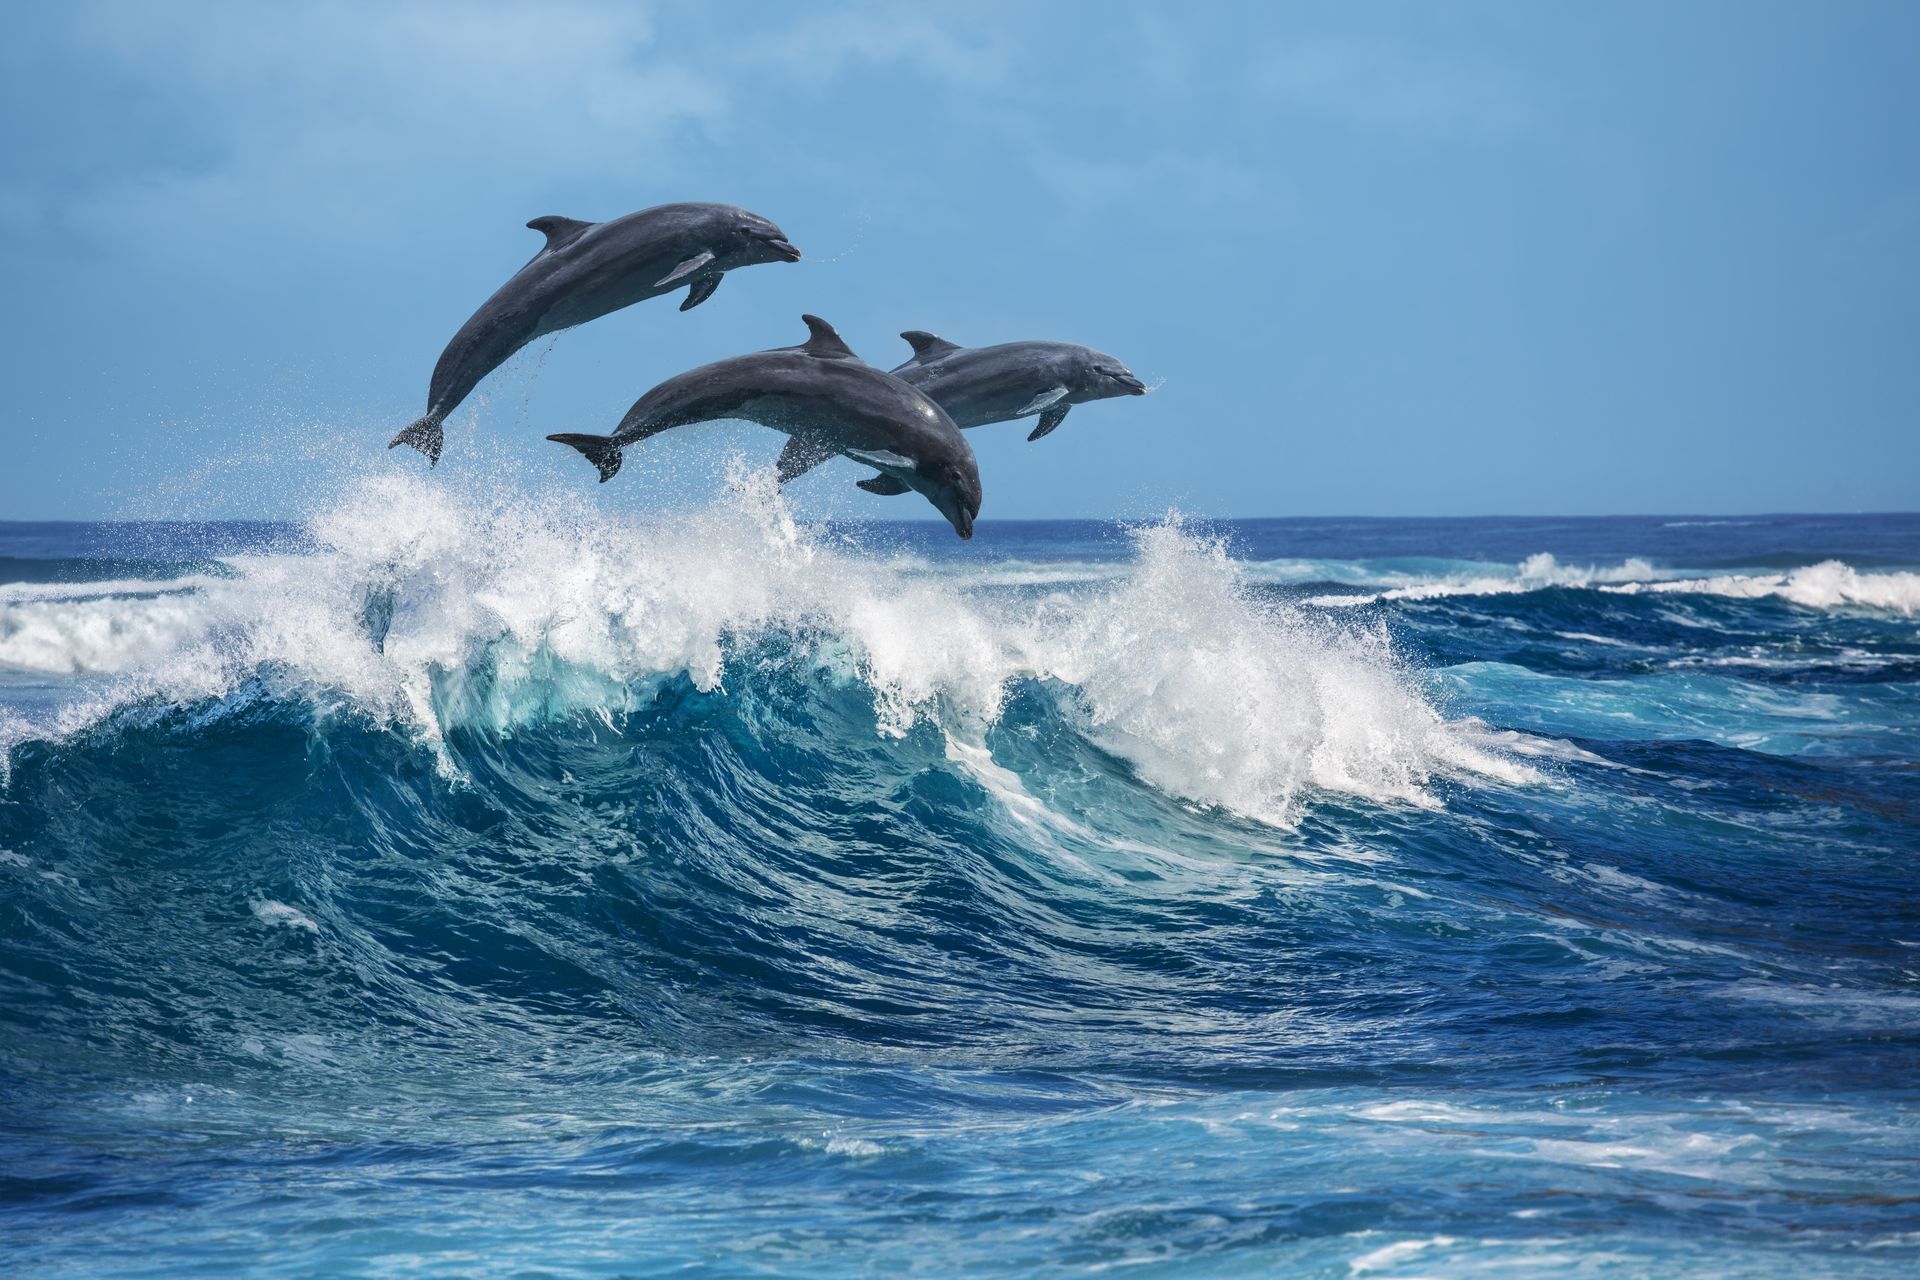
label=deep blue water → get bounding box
[3,486,1919,1276]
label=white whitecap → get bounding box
[251,900,319,933]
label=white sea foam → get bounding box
[251,900,319,933]
[1029,521,1536,823]
[0,469,1533,825]
[0,575,223,604]
[927,561,1129,589]
[0,592,224,675]
[1307,551,1920,615]
[1349,1235,1460,1274]
[1605,561,1920,615]
[1306,553,1672,606]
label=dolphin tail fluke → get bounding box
[388,413,444,466]
[546,433,624,483]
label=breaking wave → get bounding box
[0,470,1526,825]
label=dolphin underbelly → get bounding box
[718,394,904,457]
[901,367,1058,429]
[428,313,539,415]
[942,386,1060,428]
[532,256,683,335]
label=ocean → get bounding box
[2,475,1917,1276]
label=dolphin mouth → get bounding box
[953,509,975,540]
[1115,372,1148,395]
[759,235,802,262]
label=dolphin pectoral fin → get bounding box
[389,413,445,465]
[546,433,625,483]
[1028,404,1071,441]
[656,250,717,288]
[1015,385,1071,418]
[856,473,912,496]
[679,274,723,312]
[775,436,834,485]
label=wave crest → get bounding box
[1308,551,1919,614]
[1606,560,1920,615]
[2,471,1525,822]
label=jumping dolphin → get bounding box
[774,333,1145,487]
[547,316,982,539]
[390,202,801,464]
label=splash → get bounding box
[1027,520,1533,823]
[0,472,1525,821]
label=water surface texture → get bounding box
[3,481,1918,1276]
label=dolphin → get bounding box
[547,316,983,539]
[390,202,801,464]
[774,332,1146,487]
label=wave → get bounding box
[1306,552,1920,614]
[1305,553,1670,605]
[0,469,1528,825]
[0,590,225,676]
[1604,560,1920,615]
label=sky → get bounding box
[1,0,1916,521]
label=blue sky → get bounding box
[2,0,1916,520]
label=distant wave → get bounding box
[1306,552,1920,614]
[0,586,224,675]
[1604,561,1920,615]
[1302,553,1670,605]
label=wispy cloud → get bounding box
[7,1,1044,270]
[12,1,726,264]
[726,7,1018,88]
[1250,36,1535,141]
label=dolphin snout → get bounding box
[1115,371,1148,395]
[943,499,976,540]
[757,234,802,262]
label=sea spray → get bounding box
[1,470,1520,821]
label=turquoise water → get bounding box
[3,481,1918,1275]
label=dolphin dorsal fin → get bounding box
[900,330,962,363]
[526,215,594,251]
[799,315,858,360]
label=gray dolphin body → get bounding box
[548,316,982,539]
[774,332,1145,487]
[391,202,801,464]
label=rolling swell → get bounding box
[10,608,1910,1094]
